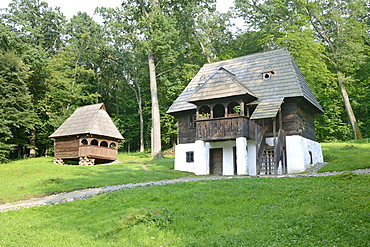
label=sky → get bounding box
[0,0,236,21]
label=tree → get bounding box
[0,51,36,162]
[234,0,370,140]
[1,0,68,156]
[99,0,182,158]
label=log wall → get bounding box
[54,135,119,161]
[261,98,316,140]
[177,111,197,144]
[54,136,80,159]
[176,98,317,143]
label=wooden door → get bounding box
[210,148,223,175]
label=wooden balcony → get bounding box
[78,145,118,161]
[196,116,255,141]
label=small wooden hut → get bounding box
[49,103,123,165]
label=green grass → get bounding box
[0,153,190,203]
[1,174,369,246]
[320,139,370,172]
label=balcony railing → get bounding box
[79,145,118,160]
[196,116,253,141]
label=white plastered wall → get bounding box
[174,135,323,175]
[208,141,235,175]
[174,141,209,175]
[247,139,257,176]
[175,139,256,175]
[266,135,323,174]
[236,137,248,175]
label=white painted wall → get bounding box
[174,143,197,173]
[266,135,323,173]
[194,140,209,175]
[174,135,323,175]
[246,140,257,176]
[236,137,248,175]
[208,141,235,175]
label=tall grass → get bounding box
[1,174,369,246]
[320,139,370,172]
[0,153,189,203]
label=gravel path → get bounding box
[1,165,369,212]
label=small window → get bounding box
[189,114,196,128]
[309,151,313,165]
[91,139,99,145]
[228,102,240,115]
[213,104,225,118]
[186,151,194,163]
[198,105,210,119]
[100,141,108,147]
[110,143,116,148]
[81,139,88,145]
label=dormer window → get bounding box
[262,71,275,81]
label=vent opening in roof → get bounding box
[262,71,274,81]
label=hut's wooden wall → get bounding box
[177,110,197,144]
[261,98,316,140]
[54,135,119,161]
[281,98,316,140]
[54,136,80,159]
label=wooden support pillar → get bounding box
[279,107,283,130]
[273,117,276,147]
[240,102,245,116]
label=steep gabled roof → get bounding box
[167,48,323,119]
[188,67,256,102]
[49,103,123,140]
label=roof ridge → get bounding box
[203,48,288,67]
[82,103,104,133]
[286,52,304,97]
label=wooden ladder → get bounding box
[253,122,287,175]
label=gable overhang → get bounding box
[187,67,256,103]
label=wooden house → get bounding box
[167,48,324,175]
[49,103,123,165]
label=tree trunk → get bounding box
[337,71,363,139]
[128,79,145,152]
[29,130,36,158]
[137,91,145,153]
[148,52,162,158]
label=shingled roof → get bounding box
[49,103,123,140]
[188,67,256,102]
[167,48,323,119]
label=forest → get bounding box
[0,0,369,162]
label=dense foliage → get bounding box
[0,0,369,162]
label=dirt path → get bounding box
[0,176,235,212]
[1,167,369,212]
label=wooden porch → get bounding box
[196,116,253,141]
[196,116,287,175]
[78,145,118,161]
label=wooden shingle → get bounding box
[188,67,255,102]
[49,103,123,140]
[167,48,323,119]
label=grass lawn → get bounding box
[0,153,190,203]
[0,174,369,246]
[320,139,370,172]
